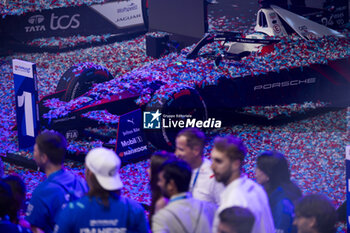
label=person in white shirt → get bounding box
[175,128,224,206]
[210,136,275,233]
[152,160,216,233]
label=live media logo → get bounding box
[143,110,161,129]
[143,110,222,129]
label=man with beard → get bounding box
[210,136,275,233]
[152,160,216,233]
[175,128,224,206]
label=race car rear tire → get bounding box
[145,88,208,150]
[56,63,113,102]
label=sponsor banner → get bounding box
[13,59,34,78]
[346,146,350,230]
[91,0,144,28]
[0,0,146,41]
[116,109,148,162]
[13,59,40,150]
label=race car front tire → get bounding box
[56,63,113,102]
[144,88,208,150]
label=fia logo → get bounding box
[66,130,78,140]
[143,110,161,129]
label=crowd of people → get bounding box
[0,128,341,233]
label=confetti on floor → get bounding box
[0,1,348,231]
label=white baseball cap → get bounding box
[85,147,123,190]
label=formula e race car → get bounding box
[187,5,344,60]
[38,5,350,155]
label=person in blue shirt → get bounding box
[25,130,88,233]
[0,157,4,178]
[3,175,27,225]
[54,147,149,233]
[256,151,295,233]
[0,180,32,233]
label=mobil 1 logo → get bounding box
[116,109,148,162]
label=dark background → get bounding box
[148,0,349,45]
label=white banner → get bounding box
[13,59,35,79]
[91,0,144,28]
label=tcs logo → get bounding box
[50,13,80,30]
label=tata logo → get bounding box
[50,13,80,30]
[25,15,46,32]
[28,15,45,24]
